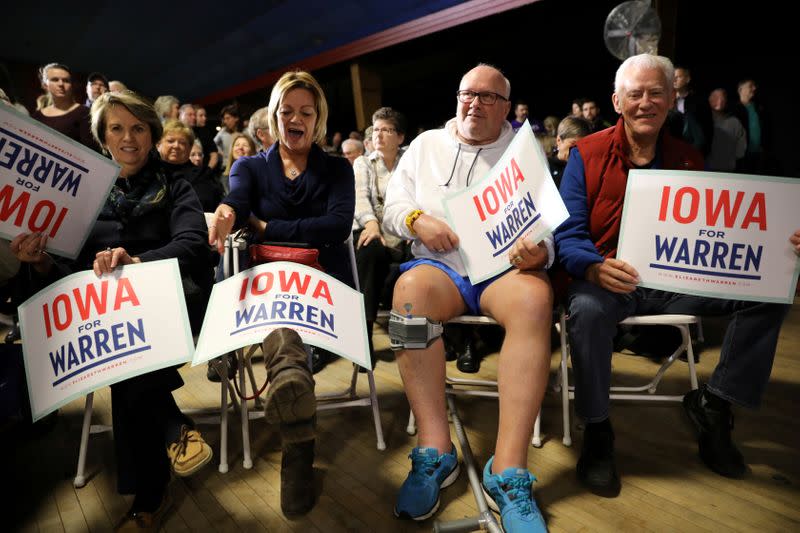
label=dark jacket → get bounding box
[223,143,356,286]
[164,161,225,213]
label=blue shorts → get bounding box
[399,258,504,315]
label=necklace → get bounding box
[289,168,298,178]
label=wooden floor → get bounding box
[4,300,800,532]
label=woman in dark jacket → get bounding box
[208,70,355,516]
[12,91,213,531]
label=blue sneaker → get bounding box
[482,456,546,532]
[394,445,460,520]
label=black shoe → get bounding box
[4,322,20,344]
[683,386,746,478]
[456,342,480,373]
[577,419,621,497]
[206,353,238,382]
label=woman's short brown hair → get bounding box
[90,91,162,153]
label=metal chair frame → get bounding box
[555,311,700,446]
[222,233,386,472]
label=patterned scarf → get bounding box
[102,152,169,221]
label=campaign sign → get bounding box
[618,170,800,303]
[192,261,370,369]
[0,105,119,259]
[443,121,568,283]
[18,259,194,421]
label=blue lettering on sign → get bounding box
[484,192,541,257]
[49,319,149,386]
[232,301,336,337]
[0,128,87,197]
[651,235,762,280]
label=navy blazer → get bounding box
[223,143,356,286]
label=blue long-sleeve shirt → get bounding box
[553,149,602,278]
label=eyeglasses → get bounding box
[456,90,508,105]
[373,127,396,135]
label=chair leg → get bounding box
[74,393,94,488]
[560,312,572,447]
[406,409,417,435]
[366,369,386,450]
[531,411,542,448]
[219,368,229,473]
[239,348,253,469]
[683,325,699,390]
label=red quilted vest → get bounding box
[576,117,704,259]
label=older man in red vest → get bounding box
[555,53,796,497]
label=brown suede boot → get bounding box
[263,328,317,515]
[280,438,316,515]
[262,328,316,425]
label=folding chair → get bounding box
[555,311,699,446]
[74,213,242,485]
[220,233,386,471]
[72,351,241,485]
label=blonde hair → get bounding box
[224,132,257,175]
[90,91,162,154]
[267,70,329,146]
[36,93,52,110]
[39,62,71,86]
[161,118,195,145]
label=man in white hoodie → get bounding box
[383,64,551,533]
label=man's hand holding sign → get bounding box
[585,257,640,294]
[617,170,800,303]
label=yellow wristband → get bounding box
[405,209,423,235]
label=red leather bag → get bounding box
[248,243,324,272]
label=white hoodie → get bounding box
[383,118,553,277]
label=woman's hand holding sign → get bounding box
[414,213,459,254]
[586,258,640,294]
[791,229,800,254]
[10,232,54,274]
[208,203,237,255]
[93,247,140,276]
[508,237,548,271]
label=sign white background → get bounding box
[443,123,568,282]
[192,261,369,369]
[0,106,119,258]
[618,170,800,303]
[19,259,194,421]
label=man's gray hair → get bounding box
[247,106,270,140]
[614,53,674,94]
[342,138,364,153]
